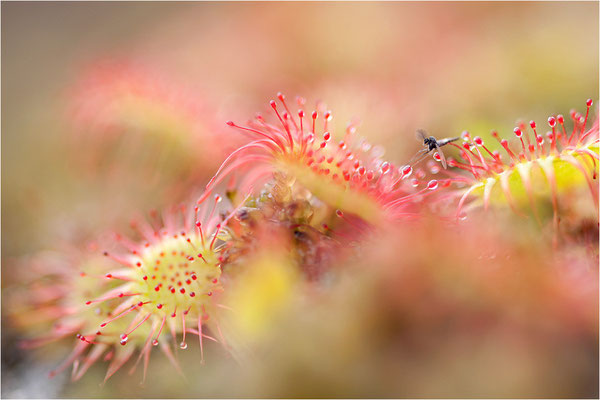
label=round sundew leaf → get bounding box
[204,95,428,226]
[468,151,597,210]
[280,160,384,223]
[12,198,237,382]
[451,104,598,223]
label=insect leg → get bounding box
[407,148,428,165]
[410,149,432,168]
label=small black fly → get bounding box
[408,129,459,169]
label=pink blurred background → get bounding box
[2,2,598,398]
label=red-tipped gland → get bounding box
[311,111,318,119]
[105,274,112,279]
[461,131,470,139]
[513,127,522,138]
[226,121,234,126]
[474,136,483,146]
[119,334,128,345]
[381,162,390,173]
[157,304,163,309]
[336,210,344,218]
[323,132,331,141]
[402,165,412,178]
[427,180,439,190]
[548,116,557,127]
[586,99,593,107]
[85,301,92,305]
[269,100,277,109]
[536,135,544,145]
[190,292,196,297]
[463,142,471,150]
[277,92,285,101]
[557,115,564,124]
[529,120,536,129]
[298,110,305,118]
[448,159,457,167]
[324,111,332,121]
[180,288,185,294]
[433,152,441,161]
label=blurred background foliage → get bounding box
[2,2,598,398]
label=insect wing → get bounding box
[435,144,448,169]
[415,129,428,142]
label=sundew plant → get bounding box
[2,2,598,399]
